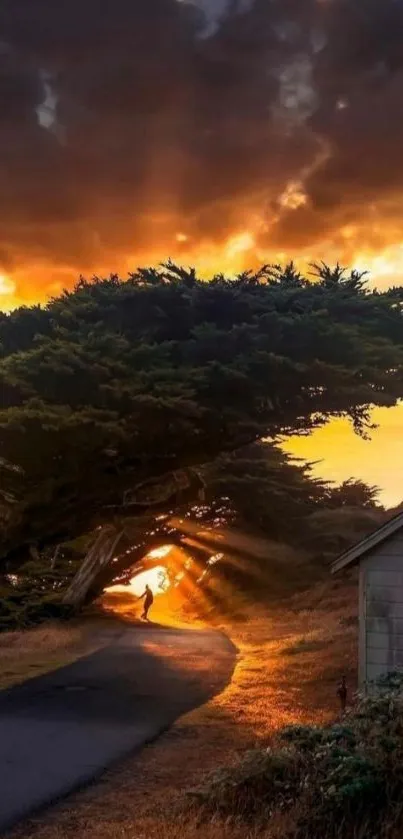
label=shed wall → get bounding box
[361,532,403,686]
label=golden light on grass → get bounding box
[0,624,103,690]
[104,541,204,623]
[23,580,360,839]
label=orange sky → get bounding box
[2,214,403,311]
[1,2,402,510]
[0,245,401,509]
[0,253,403,506]
[283,405,403,509]
[2,224,403,311]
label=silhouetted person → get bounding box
[139,584,154,621]
[337,675,347,715]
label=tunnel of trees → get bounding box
[0,261,402,626]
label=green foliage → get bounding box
[0,587,75,631]
[182,444,385,601]
[0,438,387,628]
[189,746,304,820]
[204,446,383,547]
[191,674,403,837]
[0,263,402,571]
[0,547,80,630]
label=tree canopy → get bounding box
[0,440,387,629]
[0,261,402,573]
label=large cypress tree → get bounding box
[0,262,402,583]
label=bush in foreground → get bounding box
[190,672,403,838]
[0,586,75,632]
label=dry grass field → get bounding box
[7,576,359,839]
[0,618,124,690]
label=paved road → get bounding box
[0,625,236,834]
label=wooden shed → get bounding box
[331,512,403,689]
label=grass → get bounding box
[193,671,403,838]
[0,619,116,690]
[7,576,360,839]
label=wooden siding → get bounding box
[358,564,366,687]
[361,530,403,689]
[332,516,403,574]
[366,617,403,634]
[364,533,403,569]
[367,570,403,587]
[367,631,403,649]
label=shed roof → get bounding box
[331,511,403,574]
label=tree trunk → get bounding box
[62,526,123,608]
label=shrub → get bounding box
[189,747,304,821]
[0,592,75,631]
[190,673,403,838]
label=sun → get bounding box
[127,566,169,596]
[107,544,174,597]
[147,545,172,560]
[107,565,170,597]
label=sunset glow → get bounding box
[0,274,16,299]
[1,0,402,509]
[1,239,401,506]
[3,225,403,312]
[3,0,403,313]
[283,406,403,508]
[147,545,173,560]
[107,565,170,597]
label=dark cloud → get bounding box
[1,0,403,300]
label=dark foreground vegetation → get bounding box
[192,672,403,839]
[0,262,402,629]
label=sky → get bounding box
[283,406,403,509]
[0,0,402,503]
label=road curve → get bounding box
[0,624,237,833]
